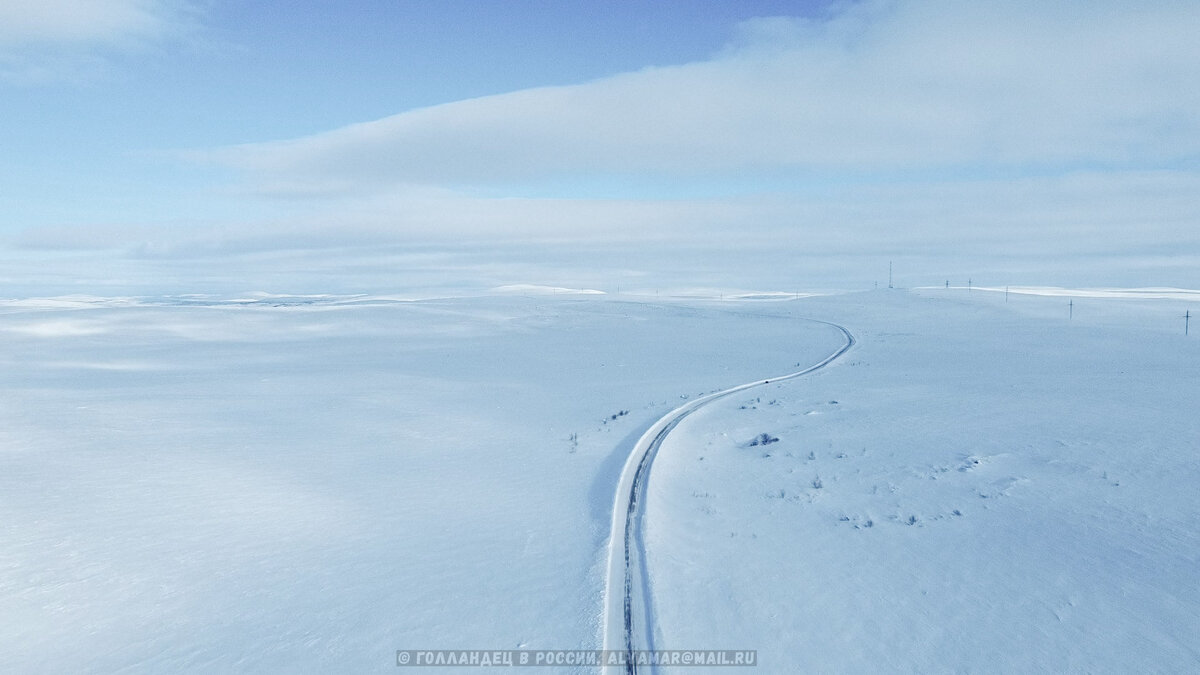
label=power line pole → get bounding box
[888,261,893,289]
[1069,299,1074,319]
[1187,310,1191,335]
[1005,286,1009,303]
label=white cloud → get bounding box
[13,0,1192,285]
[0,0,196,81]
[0,0,165,46]
[19,169,1197,262]
[208,0,1200,195]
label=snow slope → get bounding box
[645,288,1200,672]
[0,293,841,672]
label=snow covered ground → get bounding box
[0,291,837,672]
[1,287,1197,672]
[647,288,1200,672]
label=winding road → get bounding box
[601,320,855,674]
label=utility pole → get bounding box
[1069,299,1074,319]
[888,261,893,289]
[968,278,972,293]
[945,280,949,289]
[1187,310,1191,335]
[1005,286,1009,303]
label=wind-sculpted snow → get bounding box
[643,289,1200,672]
[0,293,838,673]
[1,289,1197,672]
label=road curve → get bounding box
[600,320,855,674]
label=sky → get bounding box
[1,0,1198,293]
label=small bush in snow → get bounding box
[748,433,779,447]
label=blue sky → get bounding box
[2,0,1198,292]
[2,1,824,229]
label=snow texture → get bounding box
[1,288,1197,672]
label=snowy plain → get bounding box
[647,288,1200,673]
[1,286,1197,672]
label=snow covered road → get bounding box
[601,320,854,673]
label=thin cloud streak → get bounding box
[15,170,1199,259]
[0,0,190,46]
[0,0,198,81]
